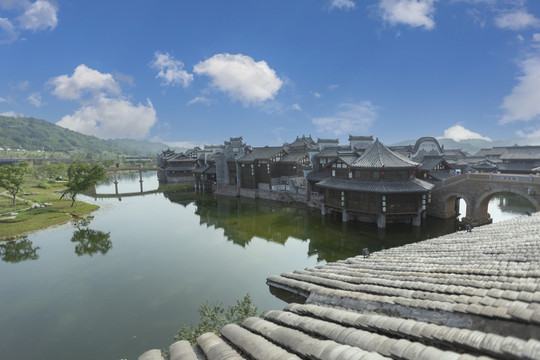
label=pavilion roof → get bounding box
[316,177,433,193]
[351,139,418,169]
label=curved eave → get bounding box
[316,177,434,194]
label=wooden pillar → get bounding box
[236,161,241,196]
[342,209,349,222]
[412,213,422,227]
[377,214,386,228]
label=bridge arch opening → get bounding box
[479,191,537,223]
[457,198,468,221]
[441,193,470,221]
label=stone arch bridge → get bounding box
[429,173,540,226]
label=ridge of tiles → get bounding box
[140,213,540,360]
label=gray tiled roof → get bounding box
[352,139,419,169]
[427,170,456,181]
[139,213,540,360]
[500,146,540,161]
[192,165,210,174]
[419,156,452,171]
[474,147,508,157]
[279,151,307,164]
[164,166,195,172]
[338,155,360,166]
[306,170,330,182]
[313,147,339,158]
[316,177,434,193]
[237,146,283,163]
[317,138,339,143]
[498,162,540,173]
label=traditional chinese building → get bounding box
[237,146,286,190]
[193,145,224,191]
[215,137,249,188]
[156,149,197,183]
[498,145,540,174]
[316,139,433,228]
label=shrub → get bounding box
[37,182,50,189]
[174,293,263,345]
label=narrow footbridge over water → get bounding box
[84,166,163,199]
[429,173,540,226]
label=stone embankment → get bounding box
[140,213,540,360]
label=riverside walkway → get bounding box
[140,213,540,360]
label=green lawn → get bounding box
[0,182,99,240]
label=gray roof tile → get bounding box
[316,177,434,193]
[352,139,419,169]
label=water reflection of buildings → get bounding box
[162,192,459,263]
[492,192,536,214]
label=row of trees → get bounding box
[0,160,107,207]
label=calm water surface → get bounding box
[0,172,535,360]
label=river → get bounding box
[0,171,535,360]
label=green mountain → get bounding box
[0,116,182,156]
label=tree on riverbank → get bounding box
[60,161,107,207]
[0,162,29,206]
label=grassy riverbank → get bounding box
[0,181,98,240]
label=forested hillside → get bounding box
[0,116,178,155]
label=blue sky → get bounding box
[1,0,540,148]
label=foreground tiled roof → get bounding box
[139,213,540,360]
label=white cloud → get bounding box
[495,9,539,30]
[330,0,355,10]
[0,0,58,43]
[193,53,283,106]
[533,33,540,42]
[56,96,157,139]
[313,92,322,98]
[0,0,27,9]
[150,51,193,87]
[0,96,6,103]
[0,111,23,117]
[50,64,120,100]
[291,103,302,111]
[378,0,436,30]
[500,56,540,124]
[187,96,212,106]
[16,80,29,91]
[17,0,57,31]
[28,92,42,107]
[312,101,377,137]
[52,64,157,139]
[439,125,491,141]
[0,17,17,44]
